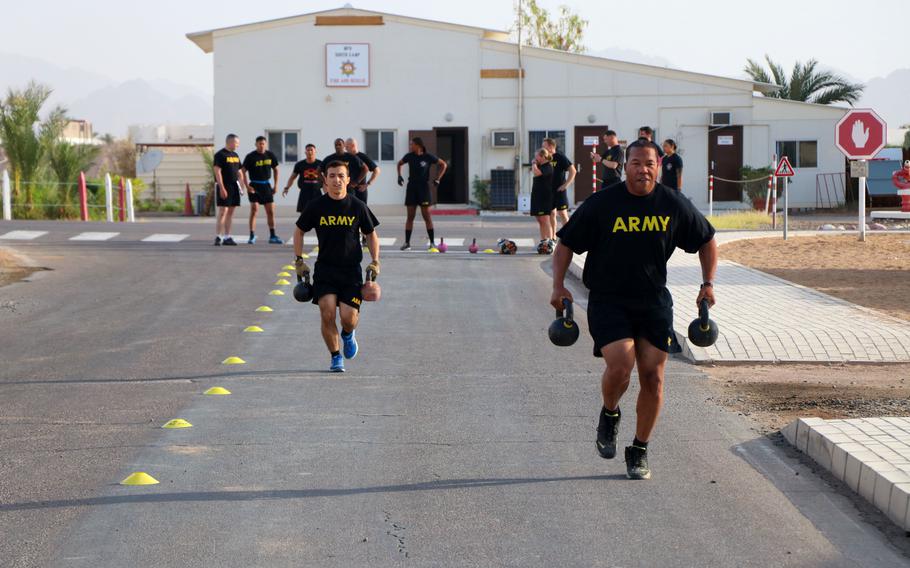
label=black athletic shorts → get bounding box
[405,181,432,207]
[352,186,368,204]
[587,294,680,357]
[530,186,554,217]
[553,187,569,211]
[312,262,363,311]
[216,182,241,207]
[248,181,274,204]
[297,185,322,213]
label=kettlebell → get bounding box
[687,299,718,347]
[438,238,448,253]
[468,238,478,254]
[293,273,313,303]
[362,268,381,302]
[549,298,580,347]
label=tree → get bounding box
[902,124,910,150]
[0,81,66,205]
[47,141,101,205]
[515,0,587,53]
[744,55,864,105]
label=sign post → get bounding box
[834,109,887,242]
[774,156,795,240]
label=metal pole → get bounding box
[118,177,126,222]
[515,0,523,205]
[708,174,714,217]
[78,171,88,221]
[2,170,10,221]
[858,160,867,242]
[104,173,114,222]
[771,174,778,229]
[592,143,597,194]
[783,176,789,240]
[126,179,135,223]
[765,153,776,213]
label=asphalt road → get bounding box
[1,216,908,567]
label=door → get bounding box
[573,125,608,202]
[407,129,438,203]
[708,126,743,201]
[434,127,468,204]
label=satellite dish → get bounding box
[137,150,164,174]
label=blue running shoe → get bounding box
[330,354,345,373]
[248,234,257,244]
[341,330,358,359]
[269,235,284,244]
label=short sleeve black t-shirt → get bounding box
[556,181,715,308]
[242,150,279,182]
[401,152,440,184]
[601,145,624,185]
[661,153,683,190]
[293,159,323,190]
[295,193,380,268]
[356,152,378,172]
[322,152,365,183]
[214,149,241,188]
[550,152,572,190]
[532,161,554,193]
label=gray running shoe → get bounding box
[624,445,651,480]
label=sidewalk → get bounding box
[569,231,910,363]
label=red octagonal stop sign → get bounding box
[835,109,887,160]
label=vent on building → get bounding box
[491,131,516,148]
[710,111,733,127]
[490,169,516,209]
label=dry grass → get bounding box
[707,211,772,230]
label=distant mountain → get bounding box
[0,53,212,137]
[857,69,910,143]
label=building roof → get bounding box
[187,5,780,94]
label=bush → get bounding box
[472,176,491,209]
[740,166,774,201]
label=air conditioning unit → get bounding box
[491,130,516,148]
[709,111,733,127]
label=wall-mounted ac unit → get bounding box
[491,130,516,148]
[709,111,733,127]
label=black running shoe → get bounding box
[624,445,651,480]
[399,242,411,251]
[596,407,620,459]
[223,237,237,246]
[213,236,222,246]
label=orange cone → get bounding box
[184,183,194,216]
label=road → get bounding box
[1,215,908,567]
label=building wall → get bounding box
[137,147,213,201]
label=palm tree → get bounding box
[744,55,864,105]
[0,81,66,206]
[47,141,101,205]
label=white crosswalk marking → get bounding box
[0,230,48,240]
[302,236,318,245]
[70,232,119,241]
[433,238,465,247]
[141,234,189,243]
[378,237,398,246]
[511,238,536,248]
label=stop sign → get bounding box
[835,109,887,160]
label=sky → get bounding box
[0,0,904,95]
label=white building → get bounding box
[187,6,848,211]
[132,124,214,202]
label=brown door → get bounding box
[573,125,608,202]
[407,130,438,204]
[708,126,743,201]
[434,127,468,204]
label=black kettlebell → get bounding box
[293,273,313,303]
[687,299,719,347]
[549,298,580,347]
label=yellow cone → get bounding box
[222,356,246,365]
[162,418,192,429]
[120,472,159,486]
[269,289,285,296]
[255,306,273,312]
[204,386,231,395]
[428,247,440,253]
[483,248,496,254]
[282,264,295,270]
[277,272,291,277]
[274,279,291,286]
[243,326,264,333]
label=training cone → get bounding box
[204,386,231,395]
[428,247,440,253]
[269,289,285,296]
[120,472,159,486]
[162,418,192,429]
[243,326,263,332]
[255,306,273,312]
[282,264,295,270]
[274,279,291,286]
[222,356,246,365]
[277,271,291,277]
[483,248,496,254]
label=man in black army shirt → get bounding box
[284,143,324,213]
[241,136,283,244]
[213,133,243,246]
[551,139,718,480]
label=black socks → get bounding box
[632,437,648,449]
[428,229,435,244]
[405,229,412,245]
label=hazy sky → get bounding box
[1,0,902,94]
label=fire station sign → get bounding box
[326,43,370,87]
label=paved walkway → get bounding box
[570,231,910,363]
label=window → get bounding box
[267,130,299,163]
[528,130,566,162]
[364,130,395,161]
[775,140,817,168]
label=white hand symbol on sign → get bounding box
[851,119,869,149]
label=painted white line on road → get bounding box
[141,233,189,243]
[303,236,318,245]
[378,237,397,246]
[70,232,119,241]
[511,238,536,248]
[0,230,48,240]
[434,238,465,247]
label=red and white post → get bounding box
[78,171,88,221]
[708,175,714,217]
[118,177,126,222]
[592,143,598,194]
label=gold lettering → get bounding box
[319,217,327,226]
[612,217,628,232]
[642,216,660,231]
[628,217,641,232]
[659,216,670,231]
[328,216,336,226]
